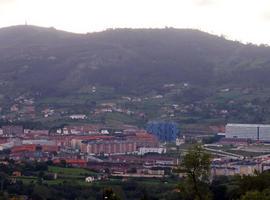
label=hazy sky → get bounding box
[0,0,270,44]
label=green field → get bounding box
[15,166,98,186]
[48,166,96,176]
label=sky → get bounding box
[0,0,270,45]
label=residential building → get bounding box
[82,139,136,155]
[2,125,23,136]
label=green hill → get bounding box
[1,25,270,125]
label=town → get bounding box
[2,121,270,182]
[0,2,270,198]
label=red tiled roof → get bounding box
[11,144,36,153]
[53,159,87,165]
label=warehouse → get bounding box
[225,123,270,141]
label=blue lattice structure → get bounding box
[146,121,179,142]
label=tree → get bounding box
[180,144,212,200]
[241,190,270,200]
[31,185,52,200]
[59,160,67,168]
[103,188,121,200]
[0,172,8,193]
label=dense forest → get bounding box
[0,25,270,97]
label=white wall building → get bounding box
[85,176,95,183]
[22,139,56,146]
[0,142,15,151]
[138,147,166,155]
[225,123,270,141]
[69,114,87,120]
[176,136,185,146]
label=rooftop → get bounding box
[226,123,270,128]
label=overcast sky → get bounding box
[0,0,270,44]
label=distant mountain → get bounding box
[0,25,270,98]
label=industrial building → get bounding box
[146,121,179,142]
[225,123,270,141]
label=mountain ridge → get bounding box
[0,25,270,98]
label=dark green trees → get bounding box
[103,188,121,200]
[180,144,212,200]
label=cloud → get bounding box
[193,0,216,6]
[262,11,270,21]
[0,0,16,10]
[0,0,16,4]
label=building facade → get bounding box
[2,125,24,136]
[82,140,136,155]
[146,121,179,142]
[225,123,270,141]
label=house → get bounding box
[176,136,185,146]
[12,171,22,177]
[69,114,87,120]
[10,104,19,112]
[85,176,95,183]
